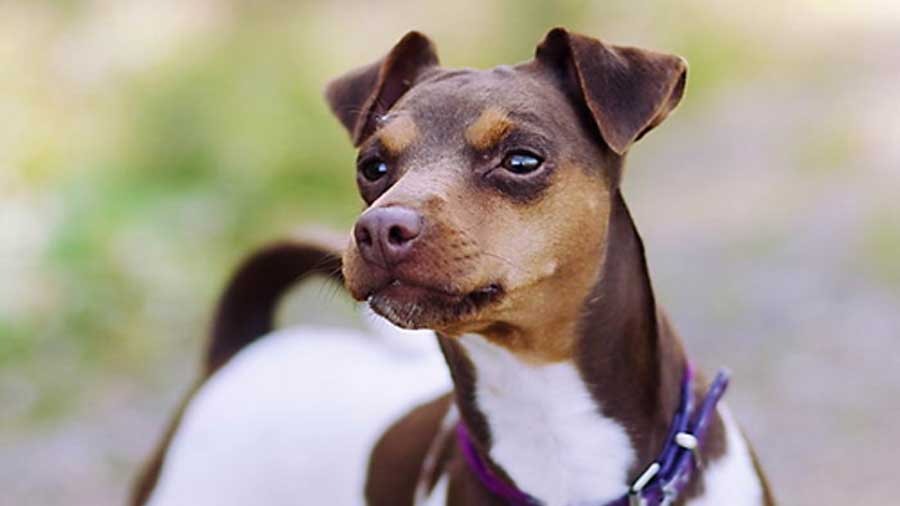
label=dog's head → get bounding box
[326,28,686,361]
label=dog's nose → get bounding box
[354,206,423,267]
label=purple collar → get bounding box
[456,364,731,506]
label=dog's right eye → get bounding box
[501,151,543,175]
[359,158,389,182]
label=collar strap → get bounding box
[456,365,731,506]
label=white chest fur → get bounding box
[458,334,636,506]
[686,405,764,506]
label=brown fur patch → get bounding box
[365,393,453,506]
[378,115,419,155]
[448,162,609,364]
[464,107,513,150]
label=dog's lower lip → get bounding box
[371,279,502,304]
[375,279,466,300]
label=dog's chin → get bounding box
[367,280,502,330]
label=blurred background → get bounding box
[1,0,898,504]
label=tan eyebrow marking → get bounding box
[465,107,513,150]
[377,115,418,155]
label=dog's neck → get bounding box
[575,189,687,462]
[438,190,687,503]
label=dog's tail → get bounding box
[131,231,345,506]
[203,234,344,375]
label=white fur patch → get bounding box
[458,334,636,506]
[421,474,450,506]
[148,325,449,506]
[687,404,764,506]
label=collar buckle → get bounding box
[675,431,703,469]
[628,461,660,506]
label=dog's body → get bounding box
[135,28,774,506]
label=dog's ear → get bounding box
[535,28,687,155]
[325,31,439,146]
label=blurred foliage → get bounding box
[1,2,358,426]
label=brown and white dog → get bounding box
[134,28,774,506]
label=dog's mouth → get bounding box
[366,278,503,330]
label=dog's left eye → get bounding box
[501,152,543,175]
[359,158,389,181]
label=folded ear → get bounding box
[535,28,687,155]
[325,31,439,146]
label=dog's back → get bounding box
[144,325,448,505]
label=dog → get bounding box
[134,28,774,506]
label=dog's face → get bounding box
[327,29,686,360]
